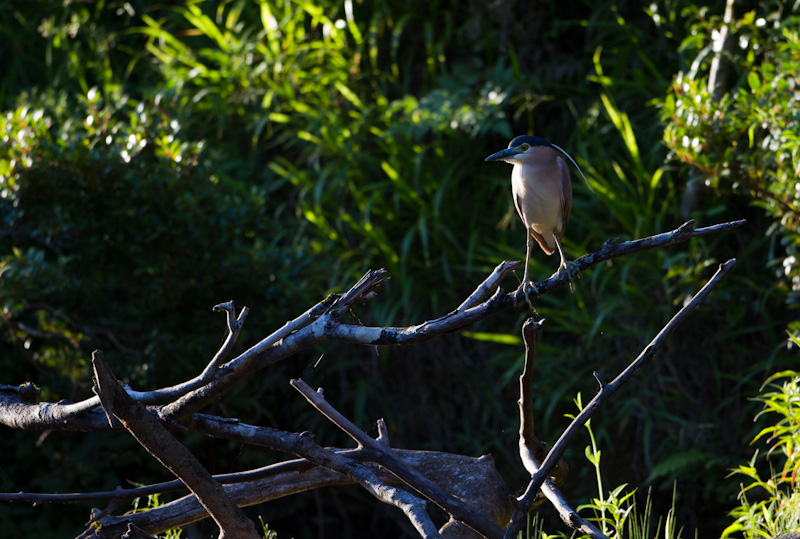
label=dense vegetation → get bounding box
[0,0,797,537]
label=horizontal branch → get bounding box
[0,220,745,432]
[292,220,747,346]
[0,303,251,430]
[0,457,317,505]
[160,220,745,420]
[78,467,350,539]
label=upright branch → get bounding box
[517,319,607,539]
[503,258,738,539]
[518,319,553,477]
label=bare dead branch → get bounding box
[0,394,115,431]
[120,301,248,403]
[158,290,340,423]
[154,220,745,423]
[54,407,507,537]
[201,410,445,539]
[76,467,349,539]
[0,221,745,539]
[328,268,391,315]
[280,440,444,539]
[537,220,744,299]
[0,382,38,398]
[503,258,738,539]
[197,301,247,377]
[194,413,511,536]
[90,350,260,539]
[323,220,746,345]
[120,523,155,539]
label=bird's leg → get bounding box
[553,236,577,293]
[522,232,538,310]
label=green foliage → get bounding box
[530,396,692,539]
[576,398,690,539]
[0,88,299,394]
[722,369,800,539]
[259,516,279,539]
[579,411,639,537]
[0,0,155,108]
[132,492,183,538]
[661,5,800,311]
[132,0,518,320]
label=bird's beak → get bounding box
[484,148,520,162]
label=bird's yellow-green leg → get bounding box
[521,233,539,310]
[553,235,577,293]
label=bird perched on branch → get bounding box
[485,135,591,303]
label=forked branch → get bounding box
[291,379,507,539]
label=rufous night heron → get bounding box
[485,135,591,301]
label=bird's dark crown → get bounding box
[508,135,552,149]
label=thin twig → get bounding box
[122,301,249,403]
[204,301,249,372]
[0,458,320,505]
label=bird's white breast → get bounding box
[511,158,566,250]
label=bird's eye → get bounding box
[520,144,529,151]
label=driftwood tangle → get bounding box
[0,220,743,538]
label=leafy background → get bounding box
[0,0,798,537]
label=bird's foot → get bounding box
[521,280,539,312]
[556,261,580,293]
